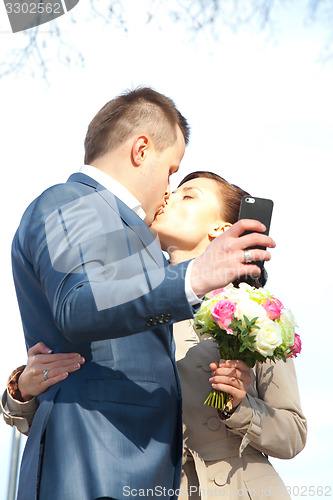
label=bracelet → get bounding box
[7,366,26,402]
[218,408,234,420]
[218,403,240,420]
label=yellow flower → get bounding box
[247,286,273,305]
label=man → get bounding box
[9,87,274,499]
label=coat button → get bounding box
[201,361,212,373]
[147,318,154,326]
[157,315,165,324]
[214,472,227,486]
[206,417,221,431]
[213,463,231,486]
[152,317,159,326]
[164,313,172,323]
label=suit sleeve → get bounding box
[221,359,307,458]
[15,187,194,344]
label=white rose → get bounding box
[224,283,250,302]
[253,318,283,357]
[281,309,298,328]
[236,298,266,323]
[236,283,253,294]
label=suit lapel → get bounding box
[67,173,166,267]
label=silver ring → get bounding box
[43,369,49,381]
[244,250,252,263]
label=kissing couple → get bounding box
[2,87,304,500]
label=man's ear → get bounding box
[131,135,149,166]
[208,222,232,240]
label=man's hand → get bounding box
[209,359,252,409]
[18,342,85,401]
[191,219,275,297]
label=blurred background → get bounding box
[0,1,332,498]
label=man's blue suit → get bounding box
[12,173,195,499]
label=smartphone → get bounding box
[238,196,274,263]
[238,196,273,237]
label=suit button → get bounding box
[147,318,154,327]
[206,416,221,431]
[152,317,159,326]
[164,313,172,323]
[157,315,165,324]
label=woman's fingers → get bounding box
[210,359,251,377]
[39,361,84,390]
[28,359,85,384]
[209,359,252,407]
[35,352,83,364]
[18,350,85,400]
[40,371,70,390]
[35,358,85,392]
[34,353,84,370]
[38,359,84,380]
[210,375,250,391]
[29,354,85,376]
[27,342,53,356]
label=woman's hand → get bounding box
[209,359,252,409]
[18,342,85,401]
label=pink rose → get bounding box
[262,298,284,320]
[211,300,236,334]
[287,333,302,358]
[206,288,226,298]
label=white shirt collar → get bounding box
[79,165,146,220]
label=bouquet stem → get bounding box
[203,389,233,411]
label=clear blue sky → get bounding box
[0,1,332,498]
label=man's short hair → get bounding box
[84,87,190,164]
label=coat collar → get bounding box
[67,173,165,267]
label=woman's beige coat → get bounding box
[2,320,307,499]
[174,320,307,500]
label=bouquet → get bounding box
[194,283,302,410]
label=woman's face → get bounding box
[151,177,229,253]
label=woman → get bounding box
[2,172,306,499]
